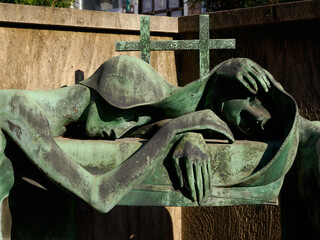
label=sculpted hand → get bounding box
[172,133,212,204]
[214,58,272,94]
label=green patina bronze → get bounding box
[0,55,320,238]
[52,137,281,206]
[115,15,236,77]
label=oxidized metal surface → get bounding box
[140,16,151,63]
[1,55,313,238]
[54,137,280,206]
[0,131,13,240]
[199,14,210,77]
[79,55,174,110]
[115,15,236,78]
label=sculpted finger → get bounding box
[236,72,257,94]
[195,110,234,143]
[207,159,212,190]
[186,161,196,202]
[173,157,183,188]
[251,65,270,92]
[243,70,258,92]
[264,69,285,91]
[256,73,268,92]
[264,69,276,85]
[194,163,203,203]
[210,120,235,144]
[202,163,209,199]
[259,68,271,88]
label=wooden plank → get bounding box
[0,27,178,90]
[0,3,178,33]
[179,0,320,33]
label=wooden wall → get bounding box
[178,1,320,239]
[1,1,320,239]
[0,3,181,240]
[0,3,178,90]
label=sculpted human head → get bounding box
[221,96,271,137]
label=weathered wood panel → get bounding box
[0,5,180,239]
[180,20,320,118]
[182,205,281,240]
[0,3,178,33]
[179,6,320,240]
[0,27,177,90]
[179,0,320,33]
[75,204,176,240]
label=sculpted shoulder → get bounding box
[80,55,177,109]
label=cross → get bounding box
[115,15,236,78]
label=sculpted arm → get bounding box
[91,110,233,212]
[0,90,233,213]
[0,90,95,205]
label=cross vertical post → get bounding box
[139,16,151,63]
[198,15,210,78]
[115,15,236,78]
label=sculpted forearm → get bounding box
[0,91,95,205]
[90,110,234,212]
[0,90,233,214]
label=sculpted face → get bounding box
[221,96,271,137]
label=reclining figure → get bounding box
[1,55,319,238]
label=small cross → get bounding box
[115,15,236,78]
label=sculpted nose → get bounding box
[242,105,271,130]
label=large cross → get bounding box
[115,15,236,78]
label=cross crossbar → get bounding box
[115,15,236,78]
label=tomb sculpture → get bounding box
[1,15,320,239]
[1,54,320,237]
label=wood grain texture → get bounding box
[0,27,177,90]
[182,206,281,240]
[0,3,178,33]
[179,17,320,240]
[179,20,320,120]
[179,0,320,33]
[75,203,176,240]
[0,20,179,240]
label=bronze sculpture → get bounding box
[1,55,319,238]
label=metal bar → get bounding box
[140,16,151,63]
[115,41,140,51]
[114,14,236,79]
[198,15,210,78]
[149,40,199,51]
[209,39,236,49]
